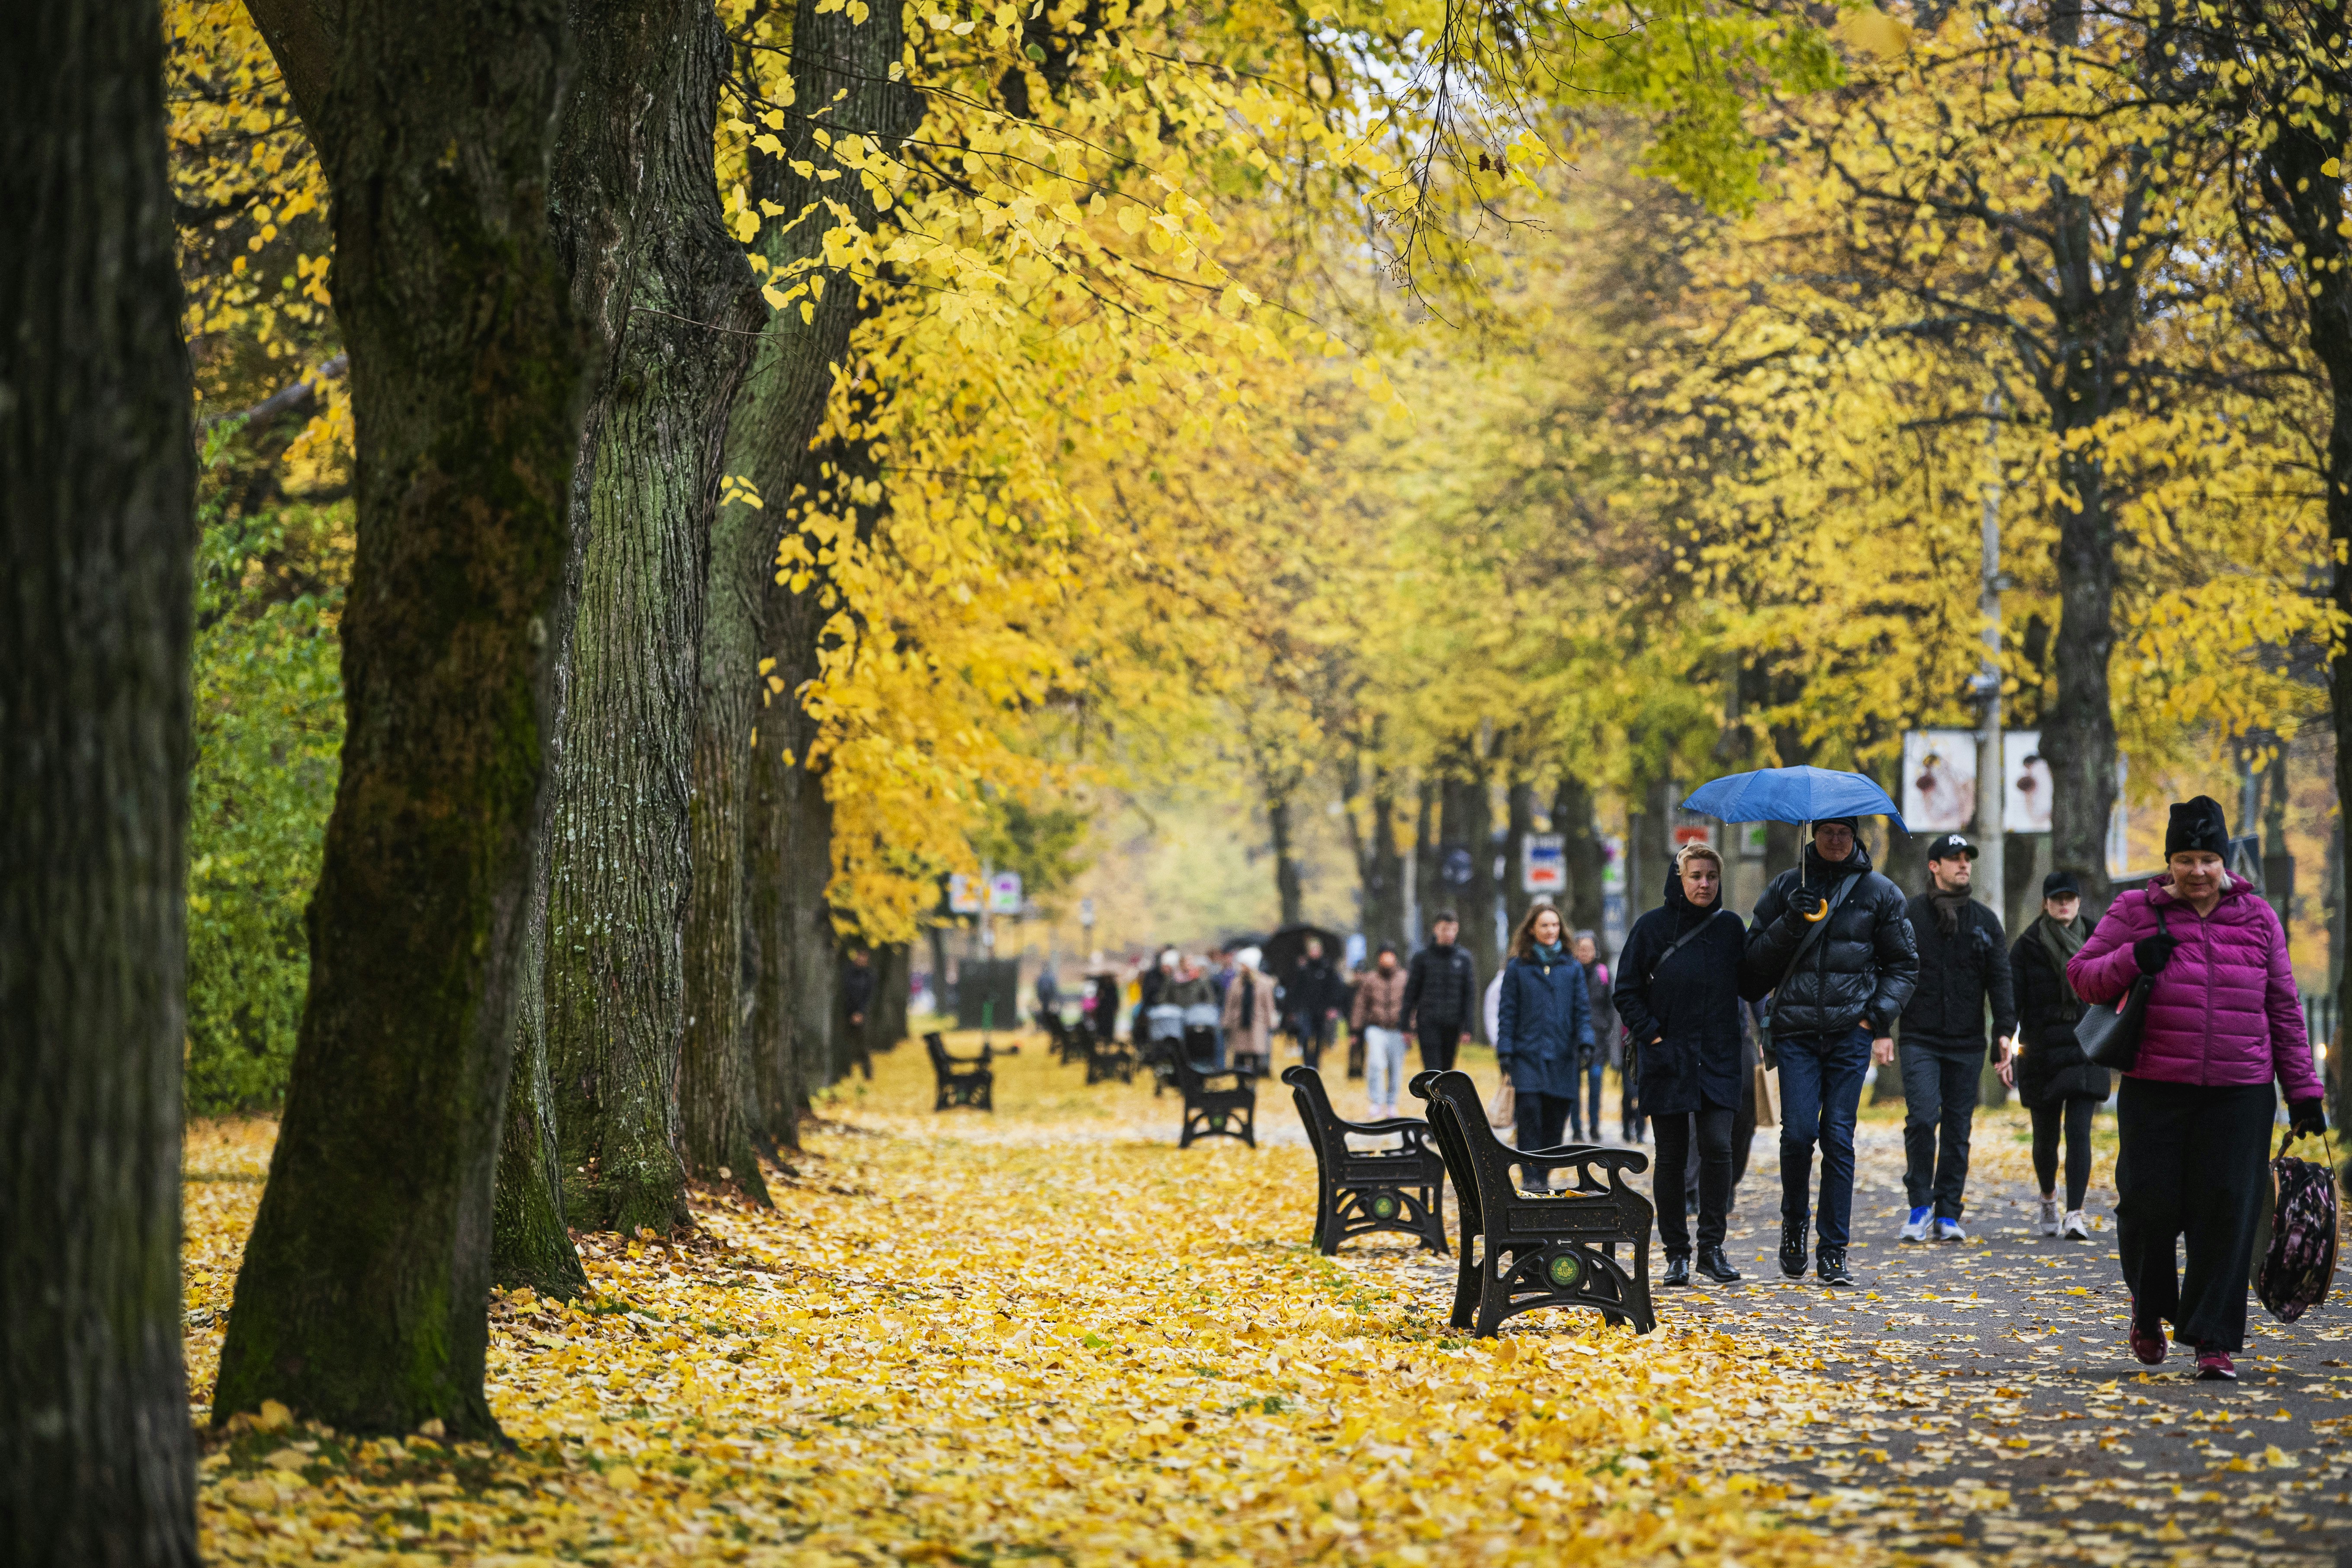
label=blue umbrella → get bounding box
[1680,766,1908,833]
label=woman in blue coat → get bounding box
[1614,843,1747,1287]
[1496,901,1594,1153]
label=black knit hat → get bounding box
[2165,795,2230,857]
[2043,869,2079,898]
[1815,816,1860,834]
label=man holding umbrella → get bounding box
[1739,816,1919,1287]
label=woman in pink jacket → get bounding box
[2069,796,2326,1381]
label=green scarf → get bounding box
[2033,913,2088,1007]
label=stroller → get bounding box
[1181,1002,1225,1074]
[1139,1004,1187,1095]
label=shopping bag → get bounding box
[1486,1079,1517,1137]
[1752,1061,1781,1129]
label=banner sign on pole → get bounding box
[948,873,982,914]
[987,871,1024,914]
[1523,834,1566,893]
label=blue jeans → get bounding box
[1570,1058,1606,1140]
[1777,1026,1873,1248]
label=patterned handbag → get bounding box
[2253,1130,2340,1324]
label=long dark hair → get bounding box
[1508,901,1566,960]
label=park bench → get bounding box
[1174,1053,1256,1148]
[1040,1010,1087,1065]
[924,1031,994,1112]
[1409,1068,1655,1337]
[1084,1027,1136,1085]
[1282,1066,1447,1255]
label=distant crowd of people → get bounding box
[1064,791,2318,1380]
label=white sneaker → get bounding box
[2038,1197,2060,1237]
[2062,1210,2091,1241]
[1932,1217,1967,1242]
[1900,1205,1932,1242]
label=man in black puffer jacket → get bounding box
[1896,833,2017,1245]
[1740,817,1919,1287]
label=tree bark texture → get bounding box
[534,0,764,1239]
[1411,775,1440,943]
[747,735,804,1147]
[722,0,918,1107]
[214,0,584,1437]
[489,892,587,1299]
[1267,792,1305,929]
[872,943,911,1048]
[1502,769,1537,937]
[1551,772,1605,938]
[1441,764,1497,1026]
[1,0,200,1554]
[677,465,773,1205]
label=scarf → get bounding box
[1533,941,1566,967]
[2033,914,2087,1007]
[1929,887,1973,937]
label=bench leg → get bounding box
[1450,1241,1480,1331]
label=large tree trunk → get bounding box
[1551,772,1606,938]
[215,0,584,1436]
[1,0,199,1552]
[535,0,764,1239]
[1267,790,1305,927]
[1411,773,1440,943]
[873,943,911,1048]
[747,734,803,1148]
[722,0,917,1115]
[1502,766,1537,938]
[678,479,773,1204]
[489,901,586,1298]
[783,766,842,1087]
[1442,761,1497,1026]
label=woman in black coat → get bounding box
[1613,844,1748,1287]
[2002,870,2109,1241]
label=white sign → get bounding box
[948,873,982,914]
[1523,834,1566,893]
[2004,731,2052,834]
[1600,836,1625,895]
[1901,729,1978,834]
[1077,897,1095,928]
[987,870,1024,914]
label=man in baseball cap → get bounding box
[1896,830,2017,1242]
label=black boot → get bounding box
[1778,1218,1808,1278]
[1817,1244,1855,1287]
[1662,1254,1691,1288]
[1698,1245,1742,1283]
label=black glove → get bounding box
[2291,1099,2328,1140]
[1787,886,1825,920]
[2133,931,2179,975]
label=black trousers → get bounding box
[2115,1077,2274,1353]
[1653,1107,1736,1254]
[1900,1041,1985,1218]
[2031,1096,2098,1211]
[1514,1090,1572,1153]
[1418,1022,1462,1074]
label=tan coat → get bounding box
[1220,967,1277,1058]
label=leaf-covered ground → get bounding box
[186,1034,2351,1564]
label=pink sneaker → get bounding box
[2196,1347,2237,1381]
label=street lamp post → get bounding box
[1971,391,2007,924]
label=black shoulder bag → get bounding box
[2073,903,2167,1071]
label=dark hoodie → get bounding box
[1614,867,1749,1116]
[1738,839,1919,1041]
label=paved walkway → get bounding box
[1389,1113,2352,1564]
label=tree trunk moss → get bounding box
[213,0,586,1438]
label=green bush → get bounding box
[183,497,347,1115]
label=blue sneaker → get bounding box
[1932,1217,1967,1242]
[1900,1206,1932,1242]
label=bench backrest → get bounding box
[1413,1068,1636,1202]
